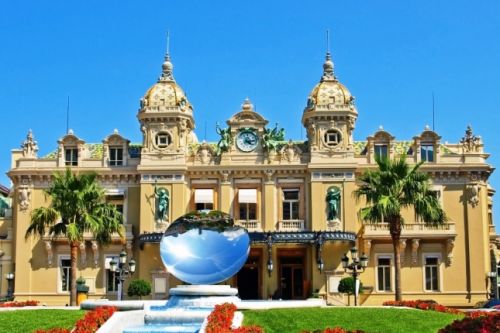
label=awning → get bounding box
[138,230,356,248]
[195,189,213,203]
[239,189,257,203]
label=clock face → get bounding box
[236,131,259,152]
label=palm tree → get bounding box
[25,169,123,306]
[354,155,446,301]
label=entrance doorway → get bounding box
[279,249,306,300]
[236,250,261,299]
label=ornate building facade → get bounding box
[1,45,497,306]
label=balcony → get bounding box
[363,222,456,239]
[277,220,305,232]
[44,223,133,243]
[236,220,261,232]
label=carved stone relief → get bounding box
[18,186,31,211]
[79,242,87,265]
[196,143,214,165]
[91,241,99,267]
[21,130,39,158]
[411,239,420,264]
[399,239,407,264]
[45,240,53,266]
[467,184,480,207]
[446,238,455,266]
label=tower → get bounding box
[137,46,197,166]
[302,51,358,160]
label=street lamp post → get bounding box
[487,271,497,299]
[109,250,136,301]
[341,247,368,306]
[6,272,14,299]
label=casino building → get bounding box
[1,44,498,306]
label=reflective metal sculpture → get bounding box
[160,210,250,285]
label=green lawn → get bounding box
[242,307,462,333]
[0,309,86,333]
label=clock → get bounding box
[236,130,259,152]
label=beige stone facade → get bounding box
[2,47,497,307]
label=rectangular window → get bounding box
[238,189,257,220]
[65,148,78,166]
[109,147,124,166]
[374,145,388,159]
[421,145,434,162]
[106,193,125,224]
[60,258,71,292]
[377,257,392,291]
[194,189,214,211]
[239,202,256,220]
[105,256,119,293]
[282,189,299,220]
[424,257,439,291]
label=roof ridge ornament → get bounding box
[321,30,336,82]
[460,125,482,153]
[159,31,175,82]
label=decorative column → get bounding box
[411,239,420,264]
[44,241,53,266]
[446,238,455,266]
[79,242,86,265]
[91,241,99,267]
[399,239,407,264]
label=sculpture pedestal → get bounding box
[123,285,241,333]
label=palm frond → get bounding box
[26,207,59,239]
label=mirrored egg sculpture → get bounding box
[160,210,250,285]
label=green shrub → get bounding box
[338,277,362,295]
[127,279,151,299]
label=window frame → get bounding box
[109,147,124,166]
[58,255,71,294]
[193,188,215,211]
[104,255,120,294]
[64,148,78,166]
[155,132,172,149]
[234,187,260,222]
[282,188,300,221]
[422,253,442,292]
[105,189,127,224]
[374,144,388,159]
[420,144,435,162]
[375,254,393,292]
[323,129,342,147]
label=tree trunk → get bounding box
[70,241,79,306]
[389,216,402,301]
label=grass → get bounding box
[242,307,463,333]
[0,309,86,333]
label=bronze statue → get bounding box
[154,183,169,221]
[326,187,341,221]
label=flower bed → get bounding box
[34,306,116,333]
[382,300,463,315]
[301,328,366,333]
[438,311,500,332]
[0,300,39,307]
[206,303,263,333]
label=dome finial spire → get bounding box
[322,29,335,81]
[160,31,175,82]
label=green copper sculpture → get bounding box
[215,123,233,156]
[154,184,169,221]
[326,186,341,221]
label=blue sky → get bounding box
[1,1,499,228]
